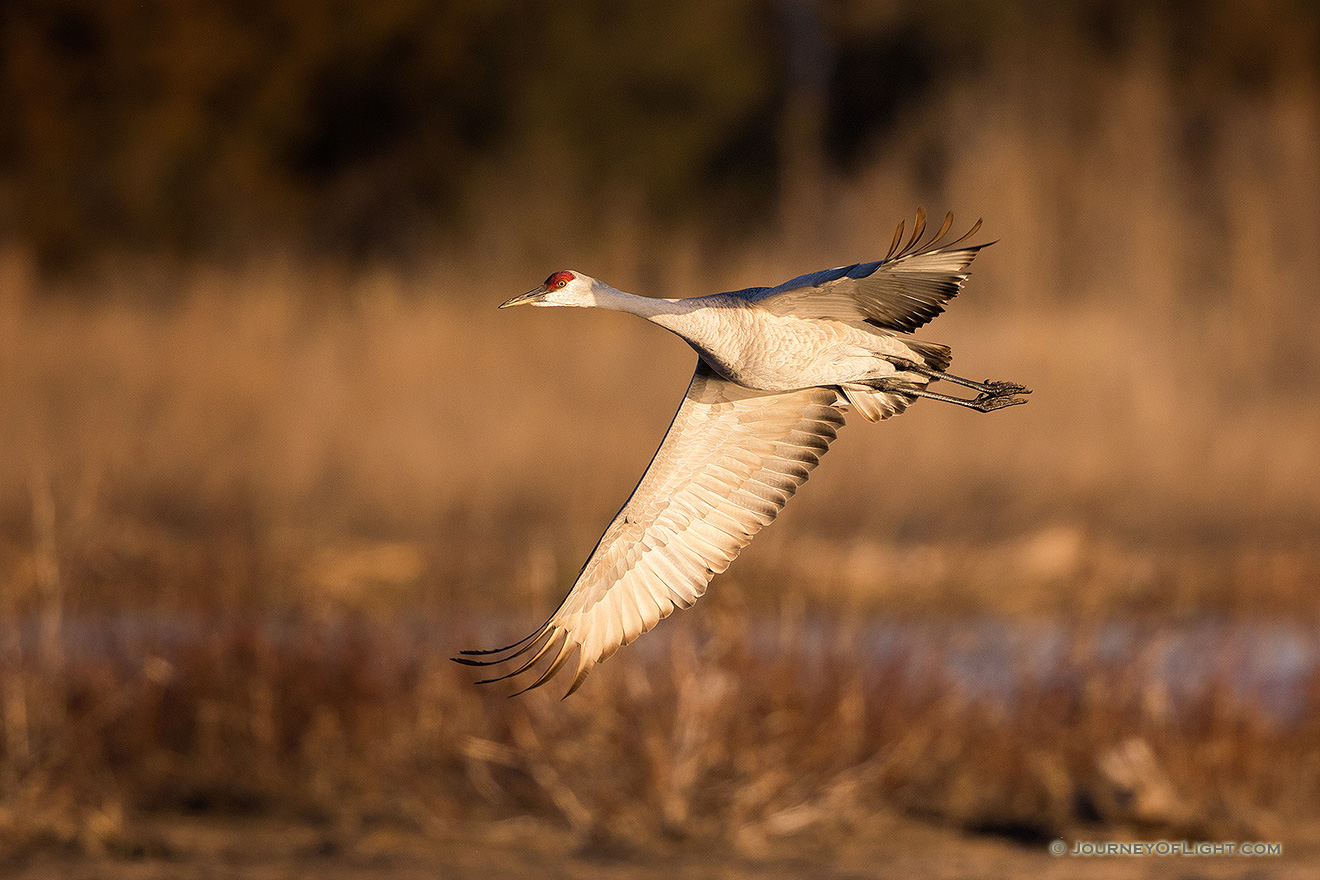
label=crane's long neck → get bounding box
[586,282,720,360]
[587,283,690,321]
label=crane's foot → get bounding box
[969,388,1030,411]
[978,379,1031,398]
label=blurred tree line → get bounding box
[0,0,1316,273]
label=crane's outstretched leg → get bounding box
[863,376,1030,413]
[907,387,1028,412]
[890,358,1030,398]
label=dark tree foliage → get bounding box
[0,0,1315,272]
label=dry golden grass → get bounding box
[0,605,1317,865]
[1,45,1320,873]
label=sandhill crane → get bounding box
[456,210,1029,696]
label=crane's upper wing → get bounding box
[746,209,988,332]
[456,361,846,697]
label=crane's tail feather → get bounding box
[900,338,952,373]
[839,384,914,422]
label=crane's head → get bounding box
[500,270,598,309]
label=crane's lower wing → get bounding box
[456,361,847,697]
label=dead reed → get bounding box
[1,602,1317,862]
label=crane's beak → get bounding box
[499,286,547,309]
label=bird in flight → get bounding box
[456,209,1029,696]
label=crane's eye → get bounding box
[555,279,567,288]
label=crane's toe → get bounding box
[971,389,1030,412]
[982,379,1031,396]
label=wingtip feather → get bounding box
[902,207,927,254]
[931,210,954,246]
[510,637,579,696]
[563,650,596,699]
[885,219,905,260]
[946,217,984,249]
[457,629,540,656]
[475,629,560,684]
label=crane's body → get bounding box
[459,210,1030,696]
[553,290,930,394]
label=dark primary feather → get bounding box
[745,209,987,333]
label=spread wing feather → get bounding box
[747,209,987,332]
[456,360,846,696]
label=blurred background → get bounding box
[2,1,1319,876]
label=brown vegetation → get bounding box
[1,604,1319,864]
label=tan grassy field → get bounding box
[2,47,1320,878]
